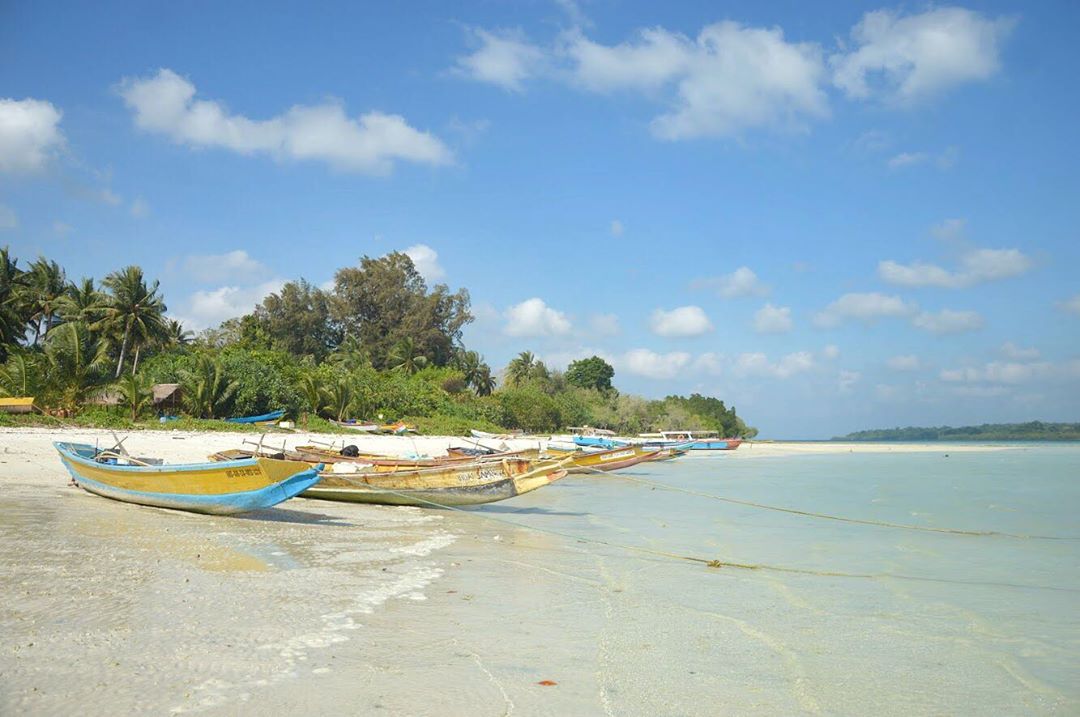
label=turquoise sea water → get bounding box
[422,445,1080,715]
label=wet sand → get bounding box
[0,428,1040,715]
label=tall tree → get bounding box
[388,337,429,375]
[0,248,29,357]
[163,319,194,348]
[566,356,615,392]
[506,351,536,386]
[329,252,471,369]
[251,279,340,360]
[43,322,111,413]
[58,277,105,324]
[24,257,67,344]
[98,266,167,377]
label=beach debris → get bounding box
[537,680,557,686]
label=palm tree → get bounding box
[180,354,238,419]
[0,248,28,357]
[116,372,154,422]
[43,322,111,413]
[327,335,370,372]
[98,266,167,377]
[58,277,105,325]
[388,337,429,375]
[297,373,327,425]
[0,350,44,399]
[473,364,496,396]
[164,319,194,348]
[506,351,536,386]
[24,257,67,344]
[322,376,355,422]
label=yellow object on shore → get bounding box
[0,397,35,414]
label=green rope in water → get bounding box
[325,473,1078,594]
[576,464,1068,541]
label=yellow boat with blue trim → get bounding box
[55,441,323,515]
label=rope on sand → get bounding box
[574,464,1068,541]
[324,473,1078,593]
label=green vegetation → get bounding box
[835,422,1080,441]
[0,246,754,436]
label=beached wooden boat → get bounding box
[638,431,743,450]
[292,444,539,472]
[470,429,523,440]
[55,441,322,515]
[225,409,285,425]
[547,444,660,473]
[302,457,571,506]
[331,419,379,432]
[0,396,35,414]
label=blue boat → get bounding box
[225,409,286,424]
[638,431,743,451]
[55,441,322,515]
[572,435,630,449]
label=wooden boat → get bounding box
[547,444,660,473]
[470,429,523,440]
[331,419,379,432]
[0,396,35,414]
[225,409,285,425]
[292,444,539,472]
[572,435,630,449]
[638,431,743,450]
[302,457,571,507]
[55,441,322,515]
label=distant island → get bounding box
[834,422,1080,441]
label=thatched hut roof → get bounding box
[152,383,182,404]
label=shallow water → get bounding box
[2,444,1078,715]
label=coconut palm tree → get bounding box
[43,321,111,413]
[327,335,370,372]
[388,337,429,375]
[0,248,29,357]
[506,351,536,386]
[473,364,496,397]
[322,376,355,422]
[164,319,194,348]
[116,371,154,421]
[297,373,327,425]
[0,350,44,399]
[58,277,105,325]
[180,354,238,419]
[98,266,167,377]
[24,257,67,344]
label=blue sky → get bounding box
[2,1,1079,437]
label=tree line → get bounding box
[0,246,755,436]
[835,422,1080,441]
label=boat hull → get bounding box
[56,442,321,515]
[225,409,285,424]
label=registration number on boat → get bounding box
[225,468,261,479]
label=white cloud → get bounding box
[887,354,921,371]
[130,197,150,218]
[177,278,286,330]
[404,244,445,282]
[504,298,572,337]
[454,28,546,92]
[821,344,840,360]
[931,218,966,242]
[753,303,793,334]
[831,7,1015,104]
[940,361,1052,385]
[878,247,1033,288]
[693,266,769,298]
[0,203,16,230]
[693,352,725,376]
[1059,294,1080,316]
[814,292,915,328]
[53,220,73,237]
[838,370,861,392]
[567,22,830,139]
[911,309,984,335]
[181,250,270,285]
[610,219,624,237]
[733,351,814,379]
[1001,342,1039,361]
[0,98,64,173]
[649,305,713,337]
[620,348,691,380]
[887,146,959,170]
[118,69,452,174]
[588,313,620,336]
